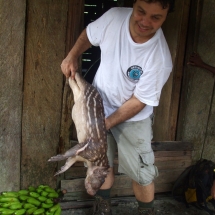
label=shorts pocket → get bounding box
[139,150,155,165]
[138,151,159,185]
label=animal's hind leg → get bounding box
[54,155,91,176]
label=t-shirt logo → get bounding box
[127,65,143,82]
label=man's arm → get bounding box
[187,52,215,75]
[105,95,146,130]
[61,28,92,79]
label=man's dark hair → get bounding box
[133,0,175,13]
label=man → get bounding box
[61,0,174,214]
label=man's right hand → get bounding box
[61,54,78,79]
[60,28,92,79]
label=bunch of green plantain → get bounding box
[0,185,62,215]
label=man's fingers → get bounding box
[187,62,194,66]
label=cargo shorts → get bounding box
[107,115,159,186]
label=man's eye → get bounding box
[152,16,160,20]
[138,10,145,15]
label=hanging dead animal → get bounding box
[48,72,109,196]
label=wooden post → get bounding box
[21,0,68,188]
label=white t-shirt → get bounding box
[86,7,172,121]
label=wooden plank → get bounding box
[62,182,173,201]
[62,169,185,193]
[21,0,68,189]
[0,0,26,192]
[153,0,191,141]
[155,156,191,162]
[154,159,192,170]
[65,167,87,179]
[61,169,184,200]
[65,157,191,179]
[152,141,193,151]
[67,140,193,151]
[58,0,84,183]
[114,155,192,168]
[167,0,191,140]
[59,0,85,151]
[154,151,192,157]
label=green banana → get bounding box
[41,202,53,209]
[18,190,29,195]
[0,202,17,208]
[41,191,48,197]
[29,192,40,198]
[0,208,15,214]
[27,197,41,207]
[14,208,26,215]
[54,205,61,215]
[32,207,45,215]
[9,203,22,210]
[26,207,37,215]
[2,192,19,198]
[45,199,54,204]
[47,192,58,198]
[45,212,54,215]
[28,186,36,192]
[0,203,10,208]
[19,195,29,201]
[44,187,56,193]
[37,185,49,190]
[37,196,47,202]
[0,208,6,212]
[49,203,60,213]
[0,197,19,203]
[35,188,43,194]
[23,203,36,209]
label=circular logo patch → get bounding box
[127,65,143,82]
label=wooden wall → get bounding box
[0,0,69,192]
[177,0,215,162]
[1,0,214,193]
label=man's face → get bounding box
[130,0,169,43]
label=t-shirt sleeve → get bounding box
[86,8,118,47]
[134,65,172,107]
